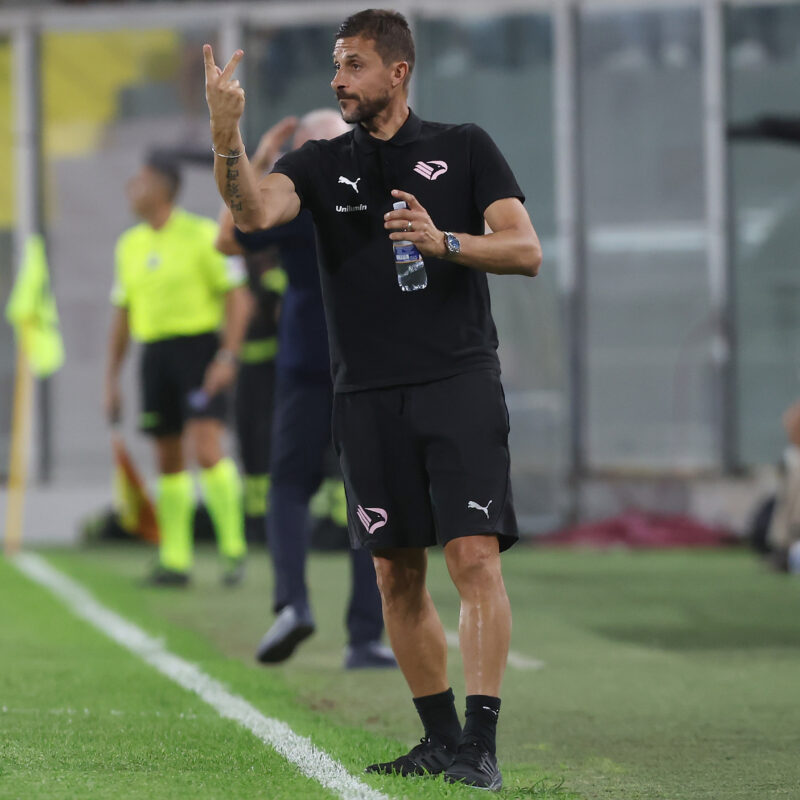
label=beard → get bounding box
[338,89,391,125]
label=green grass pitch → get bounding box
[2,543,800,799]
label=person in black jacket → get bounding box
[217,112,394,669]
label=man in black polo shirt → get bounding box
[204,9,542,791]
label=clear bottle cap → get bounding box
[392,201,407,210]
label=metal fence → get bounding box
[2,0,800,531]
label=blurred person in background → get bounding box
[105,153,250,587]
[766,402,800,571]
[728,113,800,571]
[217,111,394,670]
[231,207,285,546]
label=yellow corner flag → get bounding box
[4,235,64,556]
[5,234,64,377]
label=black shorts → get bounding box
[332,369,518,552]
[139,333,227,437]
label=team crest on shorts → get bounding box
[356,505,388,534]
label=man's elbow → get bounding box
[234,208,272,235]
[216,232,242,256]
[517,238,542,277]
[234,219,259,234]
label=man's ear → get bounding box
[391,61,409,88]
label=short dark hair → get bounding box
[145,150,182,201]
[336,9,415,83]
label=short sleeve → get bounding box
[270,141,318,209]
[235,227,272,252]
[234,210,313,252]
[110,237,129,307]
[468,125,526,214]
[224,255,247,288]
[199,219,246,291]
[206,252,246,290]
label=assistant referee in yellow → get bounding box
[105,153,250,586]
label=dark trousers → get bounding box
[267,367,384,646]
[235,358,275,476]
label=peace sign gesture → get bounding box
[204,44,246,137]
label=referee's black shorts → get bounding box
[139,332,227,438]
[332,369,518,553]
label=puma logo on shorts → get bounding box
[467,500,493,518]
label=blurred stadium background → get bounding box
[2,0,800,542]
[4,4,800,799]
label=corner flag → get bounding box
[3,234,63,556]
[111,432,160,544]
[5,234,64,377]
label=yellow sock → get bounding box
[199,457,246,560]
[157,472,194,572]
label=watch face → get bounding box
[446,233,460,254]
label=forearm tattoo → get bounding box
[225,156,243,213]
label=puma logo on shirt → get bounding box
[338,175,362,193]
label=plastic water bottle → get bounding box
[392,201,427,292]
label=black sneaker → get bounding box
[344,641,398,670]
[255,606,315,664]
[365,738,454,777]
[444,738,503,791]
[141,566,189,588]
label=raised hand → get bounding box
[204,44,245,143]
[251,116,300,172]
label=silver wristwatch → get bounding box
[443,231,461,256]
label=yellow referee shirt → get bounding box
[111,208,245,343]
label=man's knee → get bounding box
[372,548,427,606]
[155,436,184,474]
[444,535,502,589]
[189,420,224,468]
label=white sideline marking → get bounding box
[443,629,545,671]
[1,706,204,719]
[13,553,389,800]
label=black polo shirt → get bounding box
[271,109,525,393]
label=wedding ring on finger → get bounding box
[406,221,413,232]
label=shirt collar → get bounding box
[353,109,422,153]
[148,206,181,234]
